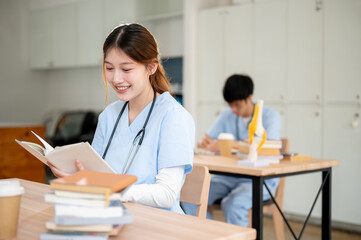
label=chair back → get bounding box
[180,165,211,219]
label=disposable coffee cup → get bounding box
[218,133,235,157]
[0,179,24,239]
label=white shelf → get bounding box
[136,10,183,22]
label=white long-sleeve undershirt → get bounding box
[120,166,185,208]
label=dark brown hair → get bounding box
[102,23,171,101]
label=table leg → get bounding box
[252,177,263,240]
[322,169,332,240]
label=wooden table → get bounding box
[194,154,340,240]
[15,179,256,240]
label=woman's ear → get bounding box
[147,59,158,75]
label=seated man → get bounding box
[182,74,281,227]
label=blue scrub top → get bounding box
[92,92,195,213]
[207,105,281,141]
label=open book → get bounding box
[15,131,115,174]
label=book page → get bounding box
[31,131,54,155]
[46,142,115,174]
[15,139,49,165]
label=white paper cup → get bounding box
[218,133,235,157]
[0,179,24,239]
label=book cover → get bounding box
[54,190,121,201]
[238,145,281,156]
[40,232,108,240]
[45,193,110,207]
[54,201,133,226]
[15,131,116,174]
[50,170,137,195]
[239,139,282,149]
[54,199,125,218]
[46,219,114,233]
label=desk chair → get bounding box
[180,165,211,219]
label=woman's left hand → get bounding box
[47,159,84,178]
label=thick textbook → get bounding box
[15,131,115,174]
[54,199,125,218]
[50,169,137,195]
[54,190,121,201]
[54,201,133,226]
[238,140,281,156]
[40,232,108,240]
[45,193,111,207]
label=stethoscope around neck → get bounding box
[102,88,157,174]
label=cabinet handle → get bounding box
[315,112,320,117]
[315,0,322,11]
[357,94,360,100]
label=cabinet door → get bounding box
[51,4,77,68]
[196,102,226,141]
[266,103,287,138]
[151,17,183,58]
[284,104,323,217]
[323,105,361,224]
[288,0,323,102]
[286,104,322,157]
[324,0,361,103]
[223,4,253,79]
[198,8,223,103]
[77,0,103,66]
[253,0,287,103]
[29,8,52,69]
[104,0,135,37]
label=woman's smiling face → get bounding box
[104,47,154,103]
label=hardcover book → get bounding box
[15,131,115,174]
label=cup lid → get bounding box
[0,179,24,197]
[218,133,234,140]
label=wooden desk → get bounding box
[194,154,340,240]
[15,179,256,240]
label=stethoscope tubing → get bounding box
[102,88,157,174]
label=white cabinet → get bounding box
[135,0,183,58]
[29,0,137,69]
[198,7,223,104]
[77,0,103,66]
[52,4,77,68]
[287,0,323,102]
[29,4,76,69]
[253,0,287,103]
[323,105,361,224]
[286,104,322,157]
[223,5,254,81]
[103,0,135,36]
[283,104,323,217]
[197,4,253,139]
[324,0,361,103]
[267,103,287,138]
[29,8,52,69]
[198,4,253,104]
[196,103,226,141]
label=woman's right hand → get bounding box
[47,159,85,178]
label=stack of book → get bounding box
[41,170,137,240]
[237,139,283,164]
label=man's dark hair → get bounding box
[222,74,254,103]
